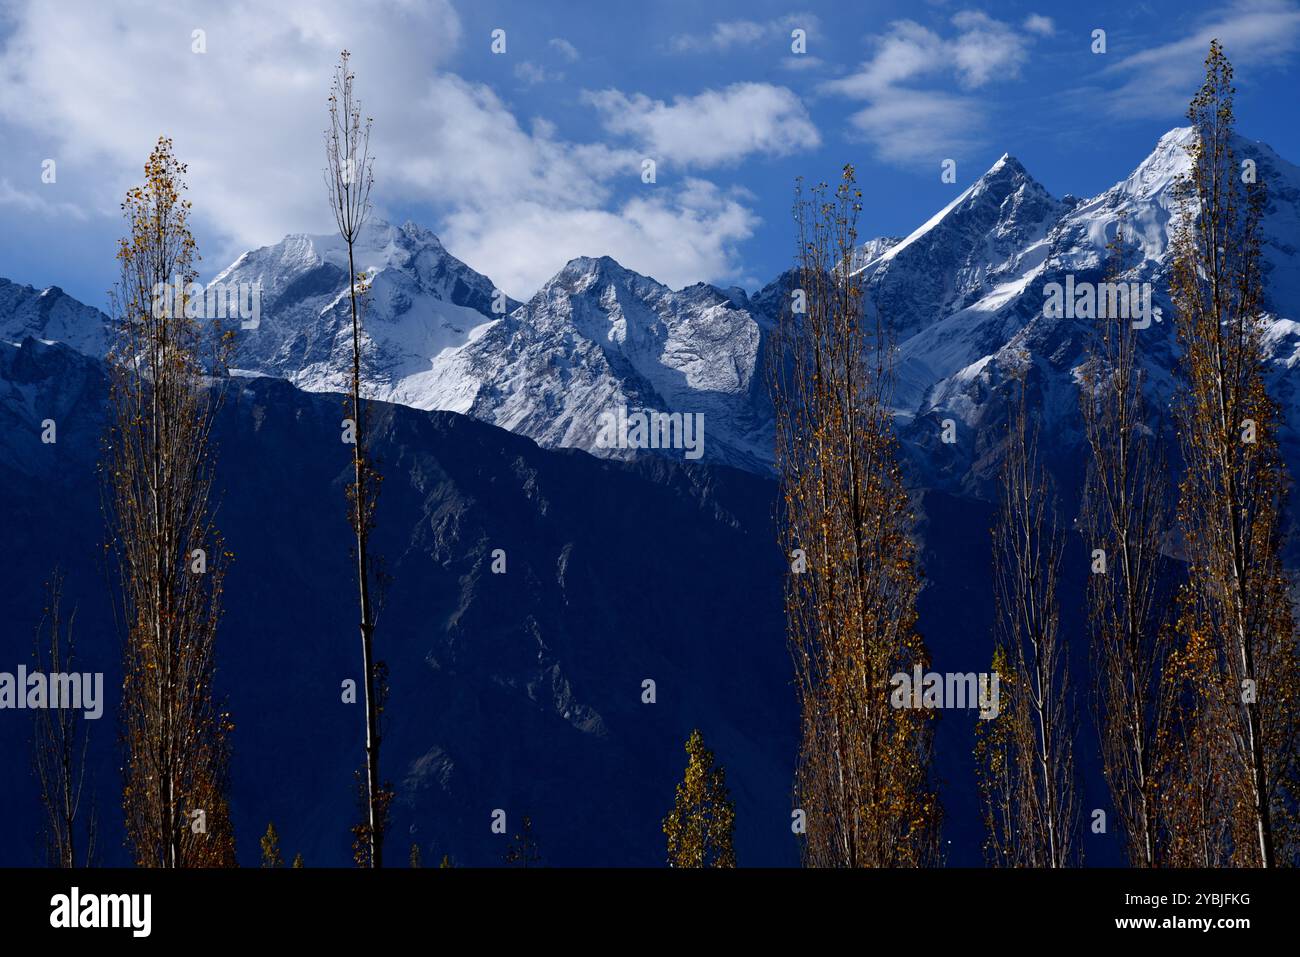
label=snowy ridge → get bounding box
[217,220,514,415]
[901,128,1300,494]
[0,279,108,356]
[3,127,1299,481]
[213,223,773,469]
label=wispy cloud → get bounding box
[823,12,1048,164]
[0,178,89,220]
[1099,0,1300,117]
[584,82,820,168]
[548,37,580,61]
[514,61,563,86]
[668,13,819,54]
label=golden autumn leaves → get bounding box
[773,41,1300,869]
[771,166,941,868]
[108,136,235,867]
[664,729,735,868]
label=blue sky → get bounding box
[1,0,1299,309]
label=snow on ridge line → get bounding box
[851,152,1038,276]
[858,181,978,273]
[6,126,1300,477]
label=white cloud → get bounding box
[391,76,762,293]
[948,11,1033,87]
[1022,14,1056,38]
[440,180,759,299]
[1100,0,1300,117]
[669,14,819,53]
[824,20,946,96]
[823,13,1041,164]
[841,89,982,165]
[514,61,562,85]
[387,74,631,218]
[0,0,465,263]
[584,82,820,168]
[549,37,580,61]
[0,0,767,299]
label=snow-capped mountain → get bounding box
[851,152,1065,417]
[217,221,775,470]
[859,153,1065,345]
[210,125,1299,484]
[214,220,518,412]
[4,127,1298,485]
[888,128,1300,494]
[446,256,773,471]
[0,278,108,356]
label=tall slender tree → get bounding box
[974,644,1029,866]
[107,135,235,867]
[32,572,96,867]
[663,730,735,868]
[1166,39,1300,867]
[260,822,283,868]
[1158,630,1236,865]
[324,49,389,868]
[1079,222,1173,866]
[770,166,940,867]
[986,365,1079,867]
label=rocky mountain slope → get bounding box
[0,336,797,867]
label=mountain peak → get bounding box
[215,218,472,292]
[392,219,446,250]
[1119,127,1295,205]
[1111,127,1197,203]
[549,254,655,294]
[1146,126,1197,169]
[854,149,1054,281]
[331,218,446,260]
[1157,125,1196,149]
[987,151,1014,172]
[978,151,1033,186]
[0,278,107,356]
[562,253,621,273]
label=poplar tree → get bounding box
[770,166,940,867]
[1166,40,1300,867]
[1079,222,1173,866]
[325,49,389,868]
[32,572,96,867]
[986,366,1079,867]
[975,645,1034,866]
[107,136,236,868]
[260,822,283,868]
[663,729,735,868]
